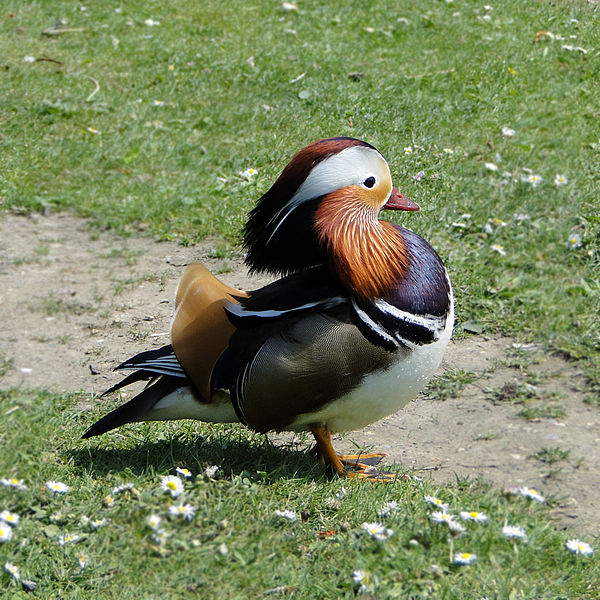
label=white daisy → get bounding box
[146,514,162,530]
[554,174,568,186]
[274,509,297,521]
[90,518,107,530]
[4,562,19,581]
[175,467,192,479]
[23,56,36,63]
[152,528,169,545]
[111,483,134,495]
[515,486,546,503]
[144,18,160,26]
[430,511,454,524]
[77,554,88,569]
[351,569,370,593]
[491,244,507,256]
[566,539,593,556]
[443,148,454,155]
[502,126,515,137]
[240,168,258,179]
[204,465,219,478]
[502,525,527,540]
[168,504,196,521]
[217,542,229,555]
[424,495,449,510]
[362,522,393,541]
[103,494,115,507]
[0,511,20,526]
[404,146,414,155]
[459,511,489,523]
[0,524,13,542]
[46,481,69,494]
[525,174,543,187]
[58,533,80,546]
[485,162,499,172]
[160,475,183,498]
[567,233,582,249]
[454,552,477,565]
[377,500,400,517]
[0,478,27,490]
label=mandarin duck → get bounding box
[83,137,454,479]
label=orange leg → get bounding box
[310,425,396,482]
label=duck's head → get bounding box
[243,137,419,279]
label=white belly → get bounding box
[287,306,453,433]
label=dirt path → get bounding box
[1,213,597,534]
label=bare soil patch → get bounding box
[1,213,597,534]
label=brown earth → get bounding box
[1,213,598,535]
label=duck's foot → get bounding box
[310,425,397,482]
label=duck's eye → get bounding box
[363,176,376,188]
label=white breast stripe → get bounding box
[374,299,446,340]
[228,297,346,320]
[351,299,399,348]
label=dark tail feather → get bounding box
[114,344,187,379]
[82,376,181,439]
[101,371,153,397]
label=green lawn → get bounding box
[1,1,599,597]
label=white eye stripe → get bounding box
[267,146,391,243]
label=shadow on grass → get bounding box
[67,426,324,483]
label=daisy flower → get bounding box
[144,18,160,26]
[567,233,582,249]
[459,511,489,523]
[454,552,477,566]
[46,481,69,494]
[525,174,543,187]
[4,562,19,581]
[168,504,196,521]
[217,542,229,555]
[377,500,400,517]
[554,174,568,186]
[0,478,27,490]
[103,494,115,507]
[351,569,370,593]
[491,244,507,256]
[112,483,134,495]
[23,56,36,63]
[152,528,169,545]
[443,148,454,155]
[502,525,527,540]
[403,146,414,155]
[58,533,80,546]
[146,514,162,530]
[502,126,515,137]
[274,509,297,521]
[362,522,393,541]
[485,162,499,172]
[175,467,192,479]
[430,511,454,524]
[0,524,13,542]
[514,486,546,503]
[204,465,219,478]
[90,518,107,530]
[566,539,593,556]
[425,495,449,510]
[160,475,183,498]
[77,554,88,569]
[240,168,258,179]
[0,511,20,526]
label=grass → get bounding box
[1,388,598,599]
[1,1,599,597]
